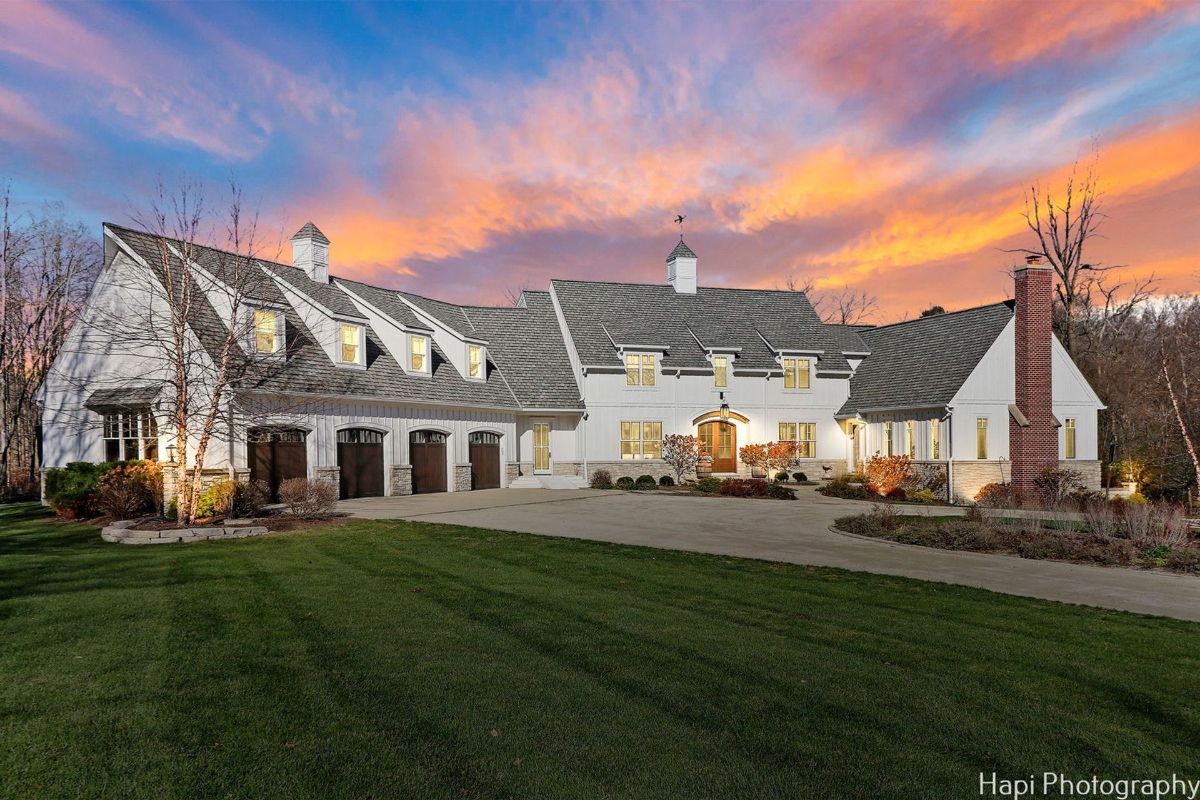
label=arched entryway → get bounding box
[410,430,448,494]
[698,421,737,473]
[337,428,385,499]
[468,431,501,490]
[248,428,308,502]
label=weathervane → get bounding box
[674,214,686,239]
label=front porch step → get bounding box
[509,474,589,489]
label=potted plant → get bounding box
[739,443,768,479]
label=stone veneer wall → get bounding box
[313,466,339,497]
[164,466,249,507]
[391,465,413,496]
[949,459,1101,503]
[454,464,472,492]
[506,463,520,486]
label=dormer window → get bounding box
[252,309,283,355]
[625,353,656,387]
[782,357,810,389]
[339,322,364,365]
[712,355,728,388]
[410,334,429,373]
[467,344,484,380]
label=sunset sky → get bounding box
[1,0,1198,320]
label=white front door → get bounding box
[532,422,551,474]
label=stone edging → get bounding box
[101,518,270,545]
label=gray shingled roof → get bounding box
[550,279,860,375]
[291,222,329,243]
[837,302,1014,415]
[85,384,164,410]
[667,238,697,260]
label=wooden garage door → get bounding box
[410,430,447,494]
[468,432,500,490]
[248,429,308,502]
[337,428,385,499]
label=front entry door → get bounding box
[699,421,737,473]
[532,422,551,474]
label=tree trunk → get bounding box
[1162,347,1200,506]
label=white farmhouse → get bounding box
[39,223,1104,503]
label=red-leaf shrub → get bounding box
[864,454,914,497]
[975,482,1018,508]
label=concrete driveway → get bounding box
[338,486,1200,623]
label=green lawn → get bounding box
[2,503,1198,799]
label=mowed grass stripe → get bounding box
[2,505,1198,799]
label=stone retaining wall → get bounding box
[101,518,270,545]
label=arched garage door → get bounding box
[410,430,447,494]
[337,428,384,499]
[468,431,500,490]
[248,428,308,502]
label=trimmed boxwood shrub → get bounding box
[658,475,675,487]
[692,477,722,495]
[718,478,795,500]
[774,471,789,482]
[792,471,807,482]
[634,475,657,490]
[615,476,636,490]
[817,476,871,501]
[589,469,614,489]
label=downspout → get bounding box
[944,406,954,503]
[580,367,588,483]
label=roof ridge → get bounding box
[868,301,1013,331]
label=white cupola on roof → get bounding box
[291,221,330,284]
[666,237,697,294]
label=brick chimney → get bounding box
[1009,254,1057,506]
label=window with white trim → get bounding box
[339,323,364,365]
[1064,418,1076,459]
[467,344,484,380]
[252,308,283,355]
[779,422,817,459]
[620,421,662,459]
[882,421,894,457]
[625,353,656,386]
[930,418,941,460]
[906,420,917,458]
[712,355,728,388]
[782,357,810,389]
[976,417,989,459]
[103,410,158,461]
[410,334,429,373]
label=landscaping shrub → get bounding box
[692,477,722,495]
[885,487,907,502]
[767,483,796,500]
[975,482,1018,508]
[196,478,239,519]
[1166,548,1200,574]
[1033,466,1087,505]
[1120,502,1190,545]
[905,463,947,498]
[278,478,338,518]
[634,475,657,490]
[96,462,162,520]
[864,454,914,497]
[589,469,614,490]
[907,488,936,504]
[44,461,109,519]
[792,471,807,483]
[817,476,871,501]
[774,471,789,482]
[232,480,270,517]
[716,479,793,499]
[658,475,675,487]
[615,476,636,490]
[661,434,700,483]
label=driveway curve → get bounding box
[339,486,1199,622]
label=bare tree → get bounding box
[0,184,100,498]
[777,274,878,325]
[66,179,283,522]
[1157,296,1200,505]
